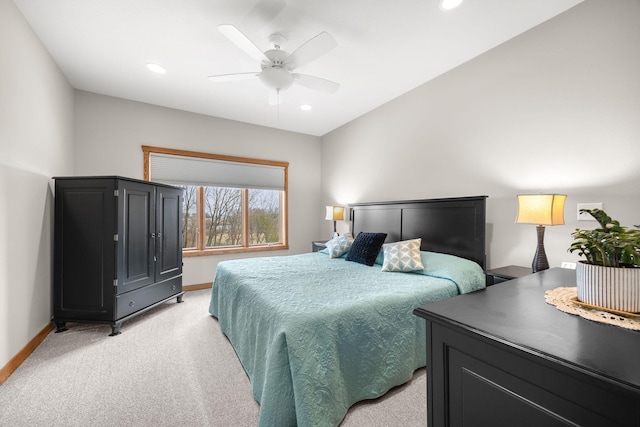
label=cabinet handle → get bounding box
[129,301,135,307]
[157,233,161,238]
[151,233,155,238]
[171,285,176,291]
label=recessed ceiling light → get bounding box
[146,63,166,74]
[440,0,463,10]
[300,104,312,111]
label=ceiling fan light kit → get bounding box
[210,24,340,103]
[259,68,294,91]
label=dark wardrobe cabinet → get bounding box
[53,176,184,335]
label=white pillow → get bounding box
[326,235,354,258]
[381,238,424,272]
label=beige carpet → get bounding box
[0,289,426,426]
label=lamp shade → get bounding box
[516,194,566,226]
[325,206,345,221]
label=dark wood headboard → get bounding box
[349,196,487,270]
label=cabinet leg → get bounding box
[54,322,68,333]
[177,294,184,303]
[109,323,121,336]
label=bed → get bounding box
[209,196,487,427]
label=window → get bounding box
[143,145,288,256]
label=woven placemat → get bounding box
[545,287,640,331]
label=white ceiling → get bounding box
[14,0,583,136]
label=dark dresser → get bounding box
[414,268,640,426]
[53,176,184,335]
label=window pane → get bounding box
[181,185,198,249]
[248,189,281,245]
[204,187,242,248]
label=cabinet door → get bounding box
[117,180,156,293]
[54,179,117,320]
[155,186,183,282]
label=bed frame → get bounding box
[349,196,487,270]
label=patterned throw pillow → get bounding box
[325,235,353,258]
[345,232,387,266]
[381,238,425,272]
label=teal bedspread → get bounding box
[209,252,484,427]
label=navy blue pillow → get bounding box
[345,232,387,266]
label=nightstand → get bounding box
[312,240,328,252]
[486,265,532,286]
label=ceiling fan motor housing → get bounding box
[263,49,290,68]
[260,48,295,90]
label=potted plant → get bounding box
[569,208,640,312]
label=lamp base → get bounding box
[532,225,549,273]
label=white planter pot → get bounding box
[576,262,640,312]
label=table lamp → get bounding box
[325,205,345,235]
[516,194,566,272]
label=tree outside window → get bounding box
[179,185,284,254]
[182,186,197,249]
[204,187,241,247]
[249,189,281,245]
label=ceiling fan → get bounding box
[209,24,340,104]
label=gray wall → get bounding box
[0,0,74,369]
[322,0,640,270]
[73,91,323,286]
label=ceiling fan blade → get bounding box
[293,74,340,93]
[286,32,337,69]
[218,24,270,64]
[208,72,259,82]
